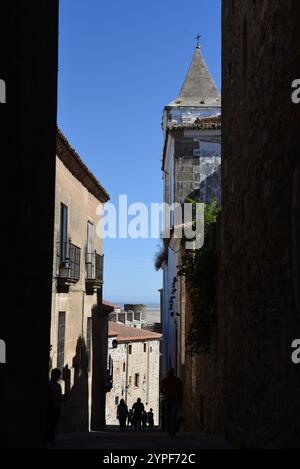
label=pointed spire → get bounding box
[167,46,221,107]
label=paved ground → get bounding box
[56,428,230,449]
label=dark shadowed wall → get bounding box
[220,0,300,448]
[0,1,58,448]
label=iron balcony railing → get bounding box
[58,241,81,281]
[86,251,104,283]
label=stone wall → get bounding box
[174,138,221,205]
[105,338,127,424]
[181,2,300,447]
[106,338,160,426]
[218,0,300,448]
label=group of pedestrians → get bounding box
[47,366,184,445]
[117,368,183,436]
[117,398,155,432]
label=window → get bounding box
[143,343,147,353]
[115,396,119,406]
[57,312,65,371]
[128,344,132,355]
[134,373,140,387]
[112,339,118,349]
[60,203,68,261]
[123,362,126,372]
[86,317,92,372]
[150,346,153,353]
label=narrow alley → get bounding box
[2,0,300,452]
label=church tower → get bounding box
[160,43,221,379]
[162,44,221,132]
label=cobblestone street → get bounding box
[56,429,229,450]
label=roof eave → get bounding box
[57,128,110,203]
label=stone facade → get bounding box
[173,133,221,205]
[109,304,161,332]
[106,322,161,426]
[50,131,109,432]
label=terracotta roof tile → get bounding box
[168,114,221,131]
[102,300,120,308]
[108,321,162,342]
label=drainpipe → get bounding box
[125,341,130,405]
[81,290,85,337]
[146,340,150,405]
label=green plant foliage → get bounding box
[178,198,220,355]
[154,244,168,271]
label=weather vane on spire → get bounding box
[196,33,202,48]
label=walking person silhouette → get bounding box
[47,368,63,448]
[132,398,144,431]
[127,409,133,428]
[117,399,129,431]
[142,410,148,430]
[161,368,183,437]
[147,408,154,431]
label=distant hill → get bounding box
[145,303,160,309]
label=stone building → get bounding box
[0,1,59,448]
[109,304,146,328]
[108,303,162,331]
[106,322,161,426]
[50,130,110,431]
[160,45,221,382]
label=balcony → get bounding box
[85,251,104,293]
[57,241,81,289]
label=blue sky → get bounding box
[58,0,221,305]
